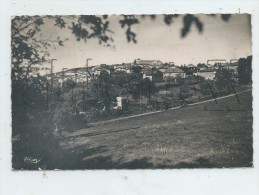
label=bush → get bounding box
[53,107,97,132]
[12,79,60,169]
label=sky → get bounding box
[38,14,252,72]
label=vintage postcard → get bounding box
[11,14,253,170]
[1,0,259,194]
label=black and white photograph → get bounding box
[11,14,253,170]
[2,0,259,194]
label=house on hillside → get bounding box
[161,67,186,80]
[113,63,132,73]
[161,63,173,69]
[187,64,195,68]
[169,62,175,66]
[93,67,110,77]
[114,67,128,73]
[158,67,167,73]
[113,96,129,110]
[197,63,208,71]
[193,70,216,80]
[123,63,133,69]
[135,58,163,67]
[222,63,239,75]
[142,69,153,81]
[112,64,124,69]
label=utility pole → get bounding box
[82,81,86,111]
[50,59,57,92]
[62,68,68,87]
[148,81,151,104]
[139,86,142,110]
[46,81,49,110]
[150,67,156,105]
[82,58,92,112]
[86,58,92,86]
[151,67,154,84]
[47,59,57,111]
[75,70,78,83]
[57,83,61,101]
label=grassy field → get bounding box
[54,89,253,169]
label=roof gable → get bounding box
[165,67,184,73]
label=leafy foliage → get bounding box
[181,14,203,37]
[70,15,112,44]
[180,66,197,75]
[119,15,139,43]
[94,70,118,111]
[11,15,114,80]
[164,14,179,25]
[199,80,216,96]
[152,68,163,82]
[140,78,156,99]
[214,67,235,92]
[237,56,252,85]
[12,77,58,169]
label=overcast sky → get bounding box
[39,14,252,72]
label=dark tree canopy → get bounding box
[237,55,252,85]
[214,67,235,92]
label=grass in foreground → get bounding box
[52,90,253,169]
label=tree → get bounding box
[127,75,142,100]
[237,55,252,85]
[214,67,235,93]
[197,63,208,69]
[179,83,191,100]
[180,66,195,75]
[95,70,118,112]
[12,76,58,169]
[175,75,185,84]
[199,80,215,96]
[110,71,128,88]
[53,85,98,132]
[11,15,114,80]
[140,78,156,100]
[152,68,163,82]
[131,66,143,76]
[185,75,204,84]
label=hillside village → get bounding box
[28,58,239,84]
[21,57,243,114]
